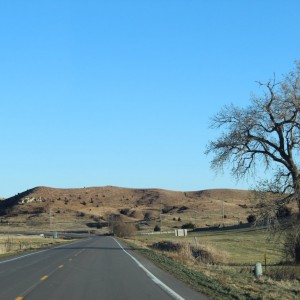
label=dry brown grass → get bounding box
[165,241,229,266]
[126,232,300,300]
[1,186,297,232]
[0,234,68,256]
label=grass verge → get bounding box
[124,240,262,300]
[123,228,300,300]
[0,234,74,258]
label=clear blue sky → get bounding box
[0,0,299,198]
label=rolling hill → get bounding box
[0,186,256,231]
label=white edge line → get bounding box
[0,248,48,264]
[113,237,185,300]
[0,237,90,264]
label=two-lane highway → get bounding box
[0,236,208,300]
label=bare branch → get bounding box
[206,61,300,216]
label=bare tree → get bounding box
[206,61,300,261]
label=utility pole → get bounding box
[221,200,224,227]
[50,207,53,230]
[107,215,110,233]
[160,198,162,233]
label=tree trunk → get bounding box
[293,177,300,217]
[295,241,300,263]
[289,178,300,262]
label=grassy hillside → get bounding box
[0,186,261,231]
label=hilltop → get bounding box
[0,186,256,231]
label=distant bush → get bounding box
[154,225,161,232]
[120,208,130,216]
[0,209,8,216]
[33,207,45,214]
[239,204,248,208]
[91,215,100,222]
[276,205,292,219]
[162,206,176,214]
[181,222,195,229]
[144,212,153,221]
[177,206,188,213]
[113,223,137,238]
[247,214,256,223]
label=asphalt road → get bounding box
[0,236,208,300]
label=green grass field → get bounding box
[136,227,283,265]
[190,228,282,265]
[125,227,300,300]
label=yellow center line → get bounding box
[40,275,48,281]
[15,297,23,300]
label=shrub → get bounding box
[177,206,188,213]
[151,240,181,252]
[282,223,300,263]
[120,208,130,216]
[0,209,8,216]
[91,215,100,222]
[181,222,195,229]
[153,241,228,265]
[33,207,45,214]
[162,206,176,214]
[247,214,256,223]
[154,225,161,232]
[113,222,137,237]
[192,243,228,264]
[267,266,300,281]
[276,205,292,219]
[192,247,215,264]
[144,212,153,221]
